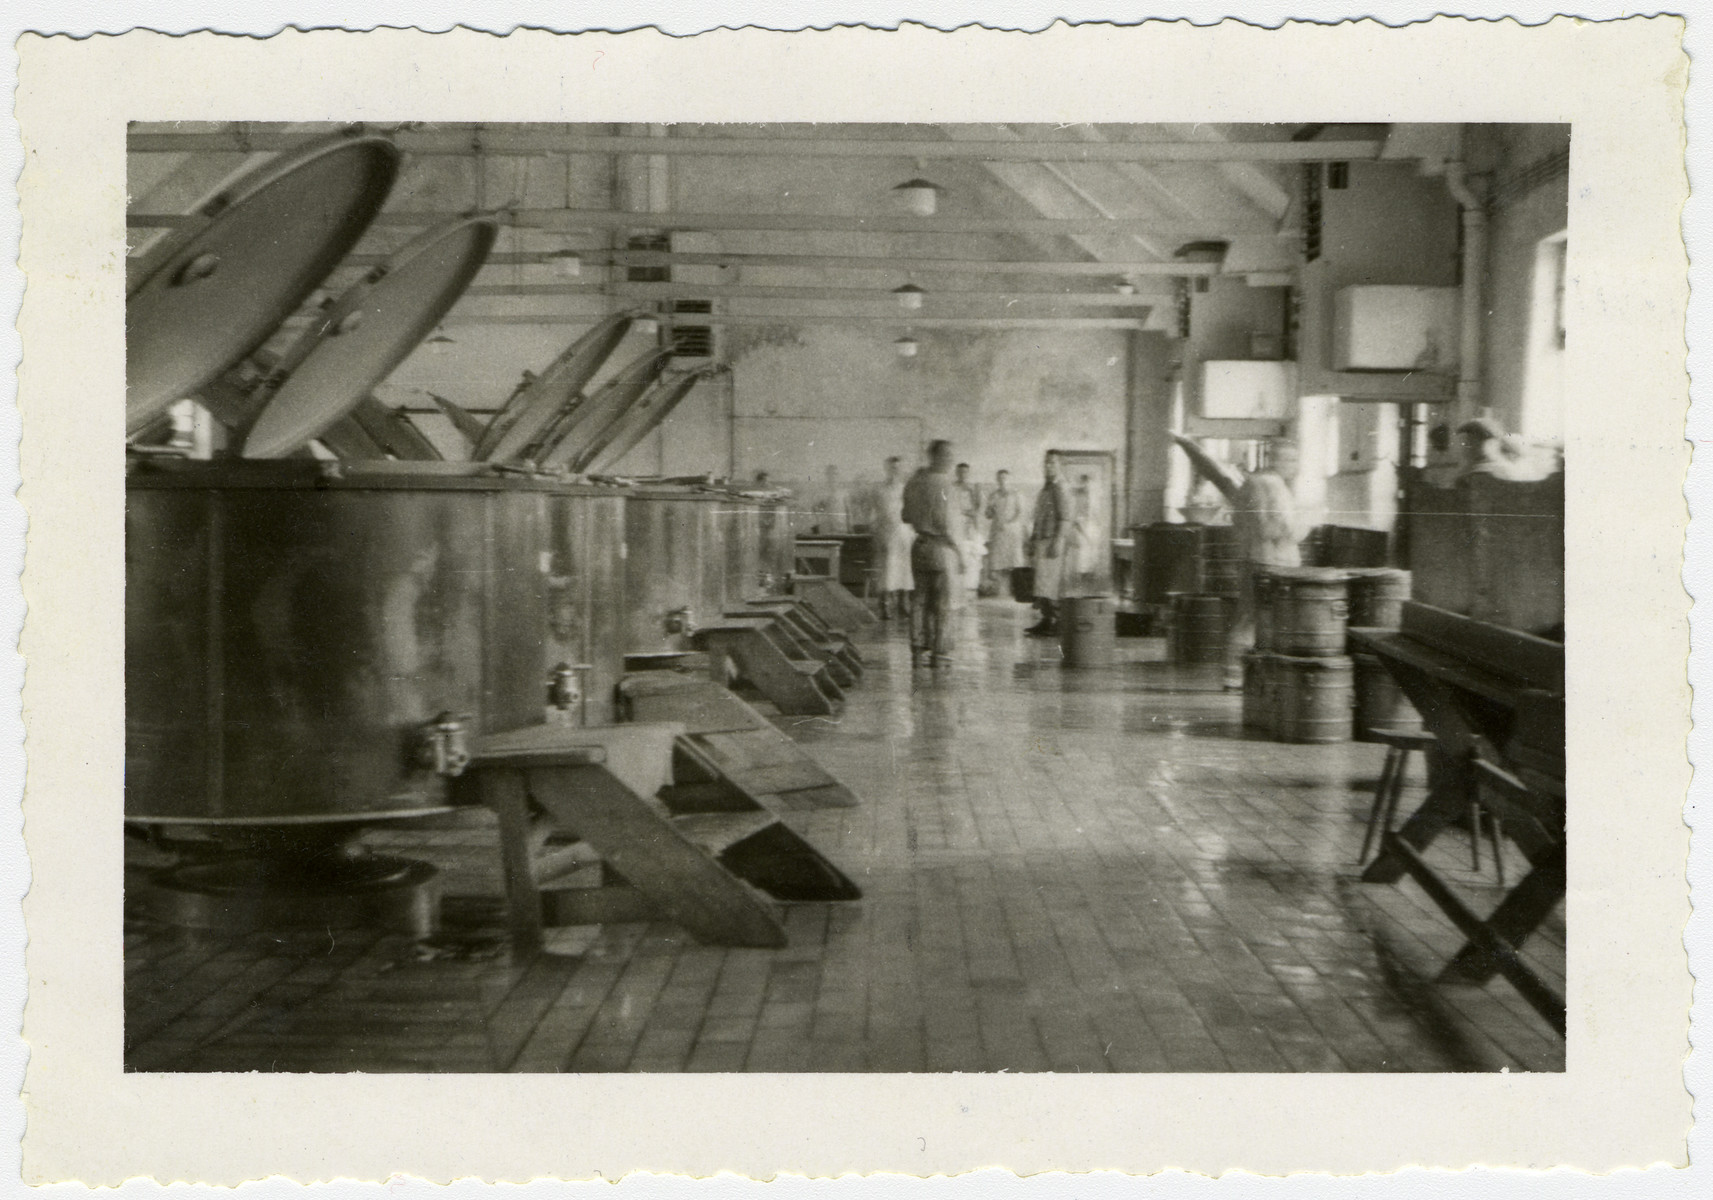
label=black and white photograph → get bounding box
[120,118,1571,1075]
[13,17,1696,1184]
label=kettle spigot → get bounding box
[416,711,470,777]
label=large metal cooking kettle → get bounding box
[126,129,403,436]
[233,212,499,458]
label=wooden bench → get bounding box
[1350,602,1565,1035]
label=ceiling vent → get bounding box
[665,231,721,364]
[622,232,720,363]
[665,299,715,359]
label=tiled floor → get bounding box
[125,599,1565,1073]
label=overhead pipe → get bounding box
[1444,158,1488,422]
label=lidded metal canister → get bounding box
[1241,651,1273,731]
[1252,568,1279,652]
[1196,524,1243,600]
[1169,593,1228,665]
[1059,595,1117,668]
[1272,653,1355,744]
[1138,523,1204,606]
[1347,567,1412,632]
[1270,567,1352,657]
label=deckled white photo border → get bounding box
[12,17,1694,1184]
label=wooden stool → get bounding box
[1359,729,1439,865]
[1360,730,1505,884]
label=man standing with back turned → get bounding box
[902,439,961,668]
[1027,450,1072,636]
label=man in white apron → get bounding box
[983,469,1026,595]
[872,455,915,620]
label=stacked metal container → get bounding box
[1135,522,1237,665]
[1241,565,1420,742]
[1241,567,1354,743]
[1346,568,1423,741]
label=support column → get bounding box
[1125,330,1176,528]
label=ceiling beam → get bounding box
[451,282,1159,305]
[951,123,1172,264]
[336,249,1220,276]
[128,207,1281,237]
[127,127,1385,163]
[433,314,1148,329]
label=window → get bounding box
[1520,230,1567,442]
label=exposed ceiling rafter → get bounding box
[128,207,1281,238]
[127,126,1384,163]
[331,250,1220,276]
[438,314,1149,329]
[453,282,1161,305]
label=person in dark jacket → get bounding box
[1027,451,1072,636]
[901,439,961,667]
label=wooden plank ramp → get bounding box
[789,575,877,632]
[693,618,845,715]
[619,672,861,809]
[471,723,785,949]
[471,720,860,953]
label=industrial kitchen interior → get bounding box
[124,122,1566,1073]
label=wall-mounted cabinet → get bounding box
[1178,274,1293,420]
[1200,360,1296,420]
[1333,285,1460,372]
[1298,159,1460,402]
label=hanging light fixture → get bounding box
[892,178,941,217]
[635,315,660,337]
[550,249,582,278]
[1115,280,1137,296]
[893,282,926,311]
[894,335,920,359]
[425,327,455,355]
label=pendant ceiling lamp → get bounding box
[893,283,926,310]
[425,327,456,355]
[892,178,942,217]
[894,335,920,359]
[550,249,582,278]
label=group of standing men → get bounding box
[872,444,1077,668]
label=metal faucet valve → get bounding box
[416,711,471,777]
[548,662,593,711]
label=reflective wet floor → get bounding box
[125,598,1565,1072]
